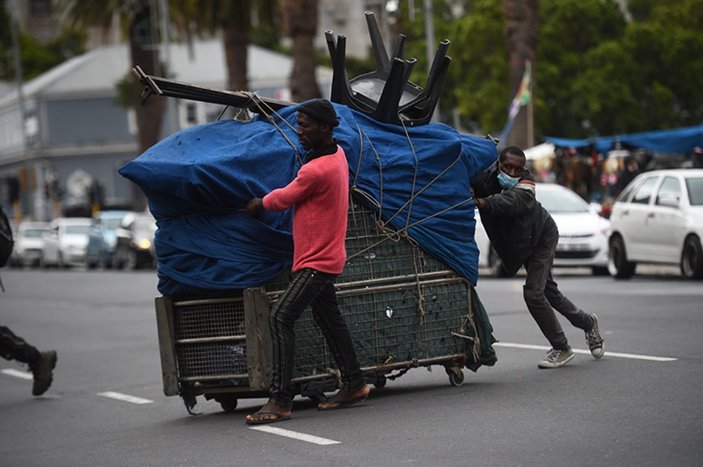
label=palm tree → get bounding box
[280,0,320,101]
[502,0,538,148]
[173,0,251,93]
[60,0,165,157]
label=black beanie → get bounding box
[297,99,340,127]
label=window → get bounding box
[30,0,52,16]
[631,176,658,205]
[186,103,198,124]
[686,177,703,206]
[655,177,681,206]
[616,177,642,202]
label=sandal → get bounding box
[318,384,370,411]
[245,401,292,425]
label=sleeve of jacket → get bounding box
[481,177,537,217]
[263,163,319,212]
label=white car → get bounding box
[9,221,48,268]
[41,218,94,268]
[608,169,703,279]
[476,183,610,276]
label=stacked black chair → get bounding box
[325,11,451,126]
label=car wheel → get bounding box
[592,266,609,276]
[680,235,703,280]
[608,235,636,279]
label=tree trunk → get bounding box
[281,0,321,101]
[503,0,538,149]
[222,0,250,92]
[130,6,164,209]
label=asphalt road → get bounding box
[0,268,701,466]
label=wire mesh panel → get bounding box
[174,300,246,340]
[173,298,248,379]
[177,342,248,378]
[342,201,451,283]
[291,278,471,377]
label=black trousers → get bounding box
[269,268,363,407]
[0,325,40,365]
[523,227,592,351]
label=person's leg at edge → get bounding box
[0,325,41,364]
[0,325,57,396]
[246,269,328,425]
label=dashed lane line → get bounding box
[494,342,677,362]
[249,426,341,445]
[2,368,33,379]
[97,391,153,405]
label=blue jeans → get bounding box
[523,226,592,351]
[268,268,363,407]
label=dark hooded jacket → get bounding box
[471,162,557,276]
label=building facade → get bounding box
[0,40,332,221]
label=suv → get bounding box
[608,169,703,279]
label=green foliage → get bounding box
[430,0,703,138]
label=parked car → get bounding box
[41,218,94,268]
[476,183,610,276]
[86,210,131,268]
[112,212,157,270]
[608,169,703,279]
[9,221,48,268]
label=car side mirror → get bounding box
[657,194,679,208]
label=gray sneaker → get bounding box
[537,347,574,369]
[585,313,605,359]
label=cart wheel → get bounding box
[219,397,238,413]
[374,375,387,389]
[445,367,464,387]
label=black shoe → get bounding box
[31,351,57,396]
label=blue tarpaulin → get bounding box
[119,103,497,294]
[546,124,703,155]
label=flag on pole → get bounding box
[499,60,532,146]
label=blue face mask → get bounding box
[497,170,520,190]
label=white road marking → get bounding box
[97,391,153,405]
[249,426,341,445]
[2,368,33,380]
[494,342,677,362]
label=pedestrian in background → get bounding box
[0,206,57,396]
[472,146,605,368]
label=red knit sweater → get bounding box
[263,146,349,274]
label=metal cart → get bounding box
[154,200,495,413]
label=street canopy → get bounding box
[546,124,703,155]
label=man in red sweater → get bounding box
[244,99,369,425]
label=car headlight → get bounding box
[136,238,152,250]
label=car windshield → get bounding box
[65,225,91,234]
[22,228,44,238]
[133,217,156,232]
[686,177,703,206]
[104,218,124,229]
[536,187,589,213]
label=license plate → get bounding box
[557,243,589,252]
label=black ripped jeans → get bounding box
[268,268,363,407]
[523,225,593,351]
